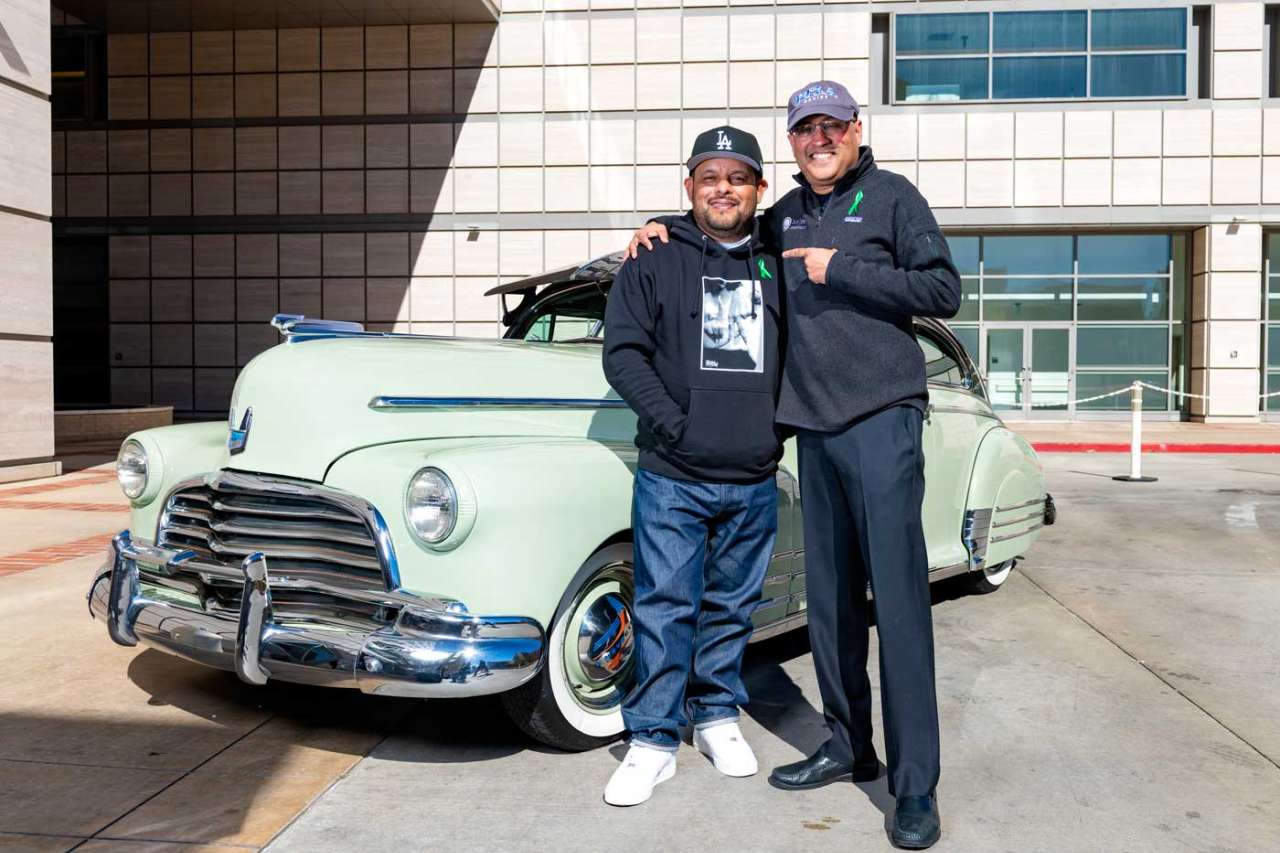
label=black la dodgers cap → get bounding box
[686,125,764,177]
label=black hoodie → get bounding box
[603,213,783,484]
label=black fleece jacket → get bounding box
[602,214,783,484]
[764,146,962,430]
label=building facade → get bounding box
[2,0,1279,479]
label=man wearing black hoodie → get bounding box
[628,82,961,848]
[601,126,783,807]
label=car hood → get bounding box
[227,335,630,481]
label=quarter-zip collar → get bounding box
[791,145,878,204]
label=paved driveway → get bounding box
[2,454,1277,852]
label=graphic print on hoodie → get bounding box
[603,213,783,485]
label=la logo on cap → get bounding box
[716,130,733,151]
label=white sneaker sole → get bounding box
[694,733,758,778]
[603,759,676,807]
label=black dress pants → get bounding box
[797,404,940,798]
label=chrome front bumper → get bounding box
[88,531,545,698]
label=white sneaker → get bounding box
[693,721,758,777]
[604,744,677,807]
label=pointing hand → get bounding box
[781,247,838,285]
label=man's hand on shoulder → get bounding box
[782,247,837,285]
[626,222,670,260]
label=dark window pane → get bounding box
[1077,278,1170,321]
[956,278,980,322]
[896,13,989,55]
[982,278,1073,321]
[1091,54,1186,97]
[1077,326,1168,367]
[945,236,979,274]
[952,326,979,362]
[994,11,1087,52]
[983,236,1073,275]
[993,56,1086,99]
[895,58,989,102]
[1092,8,1186,51]
[1269,371,1280,411]
[1076,371,1169,410]
[1171,235,1187,322]
[1268,234,1280,271]
[1269,326,1280,368]
[1078,235,1171,274]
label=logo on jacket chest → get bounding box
[843,189,865,223]
[782,216,807,232]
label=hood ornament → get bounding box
[228,407,253,455]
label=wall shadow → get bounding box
[0,20,30,75]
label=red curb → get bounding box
[1032,442,1280,454]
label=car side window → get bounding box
[917,329,967,387]
[520,288,607,342]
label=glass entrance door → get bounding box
[984,325,1074,418]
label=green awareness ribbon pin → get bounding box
[758,258,772,280]
[847,189,864,216]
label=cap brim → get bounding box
[687,151,763,175]
[787,104,857,130]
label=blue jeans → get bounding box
[623,468,778,751]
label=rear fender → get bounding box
[964,427,1048,570]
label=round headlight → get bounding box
[117,440,149,500]
[406,467,457,544]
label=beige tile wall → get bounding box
[49,4,1279,415]
[2,0,53,466]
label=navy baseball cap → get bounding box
[787,80,860,130]
[686,125,764,177]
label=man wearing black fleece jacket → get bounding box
[628,82,961,848]
[601,126,783,807]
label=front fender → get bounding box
[324,437,637,626]
[125,422,231,540]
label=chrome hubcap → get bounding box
[576,592,635,685]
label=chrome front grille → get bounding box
[157,473,390,591]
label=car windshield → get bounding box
[522,287,607,342]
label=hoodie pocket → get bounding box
[676,389,779,472]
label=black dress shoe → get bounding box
[890,794,941,849]
[768,751,880,790]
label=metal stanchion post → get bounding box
[1114,380,1158,482]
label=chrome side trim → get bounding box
[991,523,1044,544]
[927,560,975,583]
[369,395,630,411]
[927,404,1000,420]
[996,496,1047,512]
[962,508,994,570]
[750,611,808,643]
[993,510,1045,529]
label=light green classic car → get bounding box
[89,253,1053,751]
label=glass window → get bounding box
[952,326,979,362]
[1091,8,1186,51]
[918,332,966,385]
[1078,235,1171,275]
[946,236,979,275]
[1270,326,1280,368]
[1076,372,1169,410]
[895,58,989,102]
[983,236,1073,276]
[993,56,1087,99]
[982,278,1073,321]
[993,11,1087,52]
[1076,326,1168,367]
[956,278,980,322]
[1091,54,1186,98]
[1077,278,1170,321]
[896,13,989,54]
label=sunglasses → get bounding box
[788,119,852,140]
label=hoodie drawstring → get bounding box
[746,242,759,320]
[691,235,708,318]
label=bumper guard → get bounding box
[88,531,545,698]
